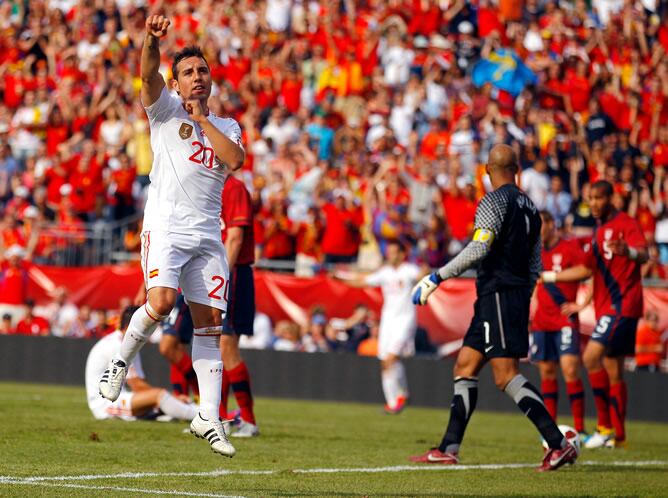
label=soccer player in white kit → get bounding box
[87,306,198,422]
[335,241,426,413]
[98,15,245,457]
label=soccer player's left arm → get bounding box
[332,271,373,288]
[412,191,505,305]
[186,101,245,171]
[607,222,649,264]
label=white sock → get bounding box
[158,391,198,420]
[382,366,400,408]
[192,329,223,420]
[394,361,408,399]
[117,303,168,365]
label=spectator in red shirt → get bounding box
[0,245,29,325]
[110,153,137,221]
[321,189,363,264]
[15,299,50,336]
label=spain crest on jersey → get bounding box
[179,123,193,139]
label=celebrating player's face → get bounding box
[174,56,211,101]
[589,186,611,220]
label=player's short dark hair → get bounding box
[171,46,208,79]
[386,239,406,252]
[591,180,613,197]
[120,306,140,332]
[539,210,554,223]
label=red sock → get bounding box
[227,362,255,425]
[219,369,231,420]
[609,382,627,441]
[588,369,612,430]
[541,378,559,421]
[170,364,187,395]
[566,379,585,433]
[175,352,198,395]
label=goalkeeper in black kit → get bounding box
[410,144,578,472]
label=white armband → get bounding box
[542,271,557,283]
[628,247,638,260]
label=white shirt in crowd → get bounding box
[84,330,144,408]
[143,87,242,238]
[381,44,414,87]
[266,0,292,32]
[520,167,550,210]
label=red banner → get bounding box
[24,264,668,346]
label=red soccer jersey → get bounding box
[221,175,255,266]
[585,212,647,319]
[15,316,50,336]
[533,238,586,332]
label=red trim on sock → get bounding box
[227,362,255,425]
[541,378,559,421]
[566,379,585,433]
[588,369,611,429]
[609,382,627,441]
[144,304,160,322]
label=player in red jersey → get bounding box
[531,211,587,437]
[543,181,648,448]
[219,173,259,437]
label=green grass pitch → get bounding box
[0,382,667,497]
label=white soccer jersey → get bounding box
[143,87,242,238]
[365,262,420,329]
[85,331,144,408]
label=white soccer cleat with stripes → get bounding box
[98,359,127,402]
[190,413,236,457]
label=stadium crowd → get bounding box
[0,0,668,368]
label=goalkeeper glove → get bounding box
[411,272,443,305]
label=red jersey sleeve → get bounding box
[623,216,648,250]
[222,177,252,228]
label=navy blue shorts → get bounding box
[530,327,580,362]
[223,265,255,336]
[162,294,193,344]
[591,315,638,357]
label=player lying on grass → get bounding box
[98,14,244,457]
[86,306,198,421]
[411,145,578,471]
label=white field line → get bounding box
[0,480,245,498]
[0,460,665,484]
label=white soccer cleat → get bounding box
[231,420,260,438]
[584,429,614,449]
[99,359,128,401]
[190,413,236,457]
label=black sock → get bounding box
[438,377,478,453]
[504,374,565,450]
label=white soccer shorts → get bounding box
[377,317,416,360]
[140,231,230,312]
[89,391,135,420]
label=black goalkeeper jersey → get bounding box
[475,184,542,295]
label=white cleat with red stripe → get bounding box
[98,359,127,402]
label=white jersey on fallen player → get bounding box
[365,262,420,359]
[85,330,144,414]
[143,87,242,239]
